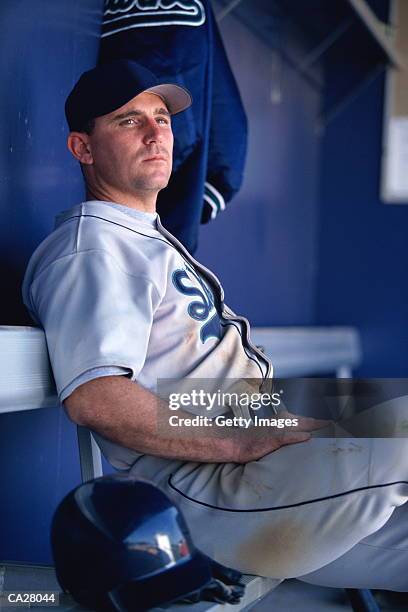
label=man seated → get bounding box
[23,60,408,591]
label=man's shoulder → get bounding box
[23,207,80,284]
[23,201,180,295]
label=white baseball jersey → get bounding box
[22,200,271,467]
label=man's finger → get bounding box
[278,431,311,446]
[279,410,332,432]
[296,416,333,432]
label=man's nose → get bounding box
[142,119,162,144]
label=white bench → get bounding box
[0,325,362,611]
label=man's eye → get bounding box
[120,118,138,126]
[157,117,170,125]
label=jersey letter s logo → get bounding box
[172,268,221,343]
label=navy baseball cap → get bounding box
[65,60,192,132]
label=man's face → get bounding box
[86,91,174,196]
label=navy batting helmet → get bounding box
[51,474,213,611]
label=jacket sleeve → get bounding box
[27,250,161,400]
[202,7,248,223]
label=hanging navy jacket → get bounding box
[99,0,247,253]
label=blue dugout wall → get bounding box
[196,11,321,327]
[0,0,104,563]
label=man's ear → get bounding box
[67,132,93,165]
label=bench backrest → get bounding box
[0,325,362,482]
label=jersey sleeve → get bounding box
[27,249,161,400]
[59,366,131,402]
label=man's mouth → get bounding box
[143,156,168,162]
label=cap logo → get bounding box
[102,0,206,37]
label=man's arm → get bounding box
[64,376,320,464]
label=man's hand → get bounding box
[65,376,329,464]
[279,409,331,432]
[236,411,329,463]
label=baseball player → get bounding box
[22,60,408,591]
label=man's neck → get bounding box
[86,187,157,214]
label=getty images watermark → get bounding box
[168,389,296,429]
[156,378,408,437]
[158,380,300,430]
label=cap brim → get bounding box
[144,84,192,115]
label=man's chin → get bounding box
[133,176,170,192]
